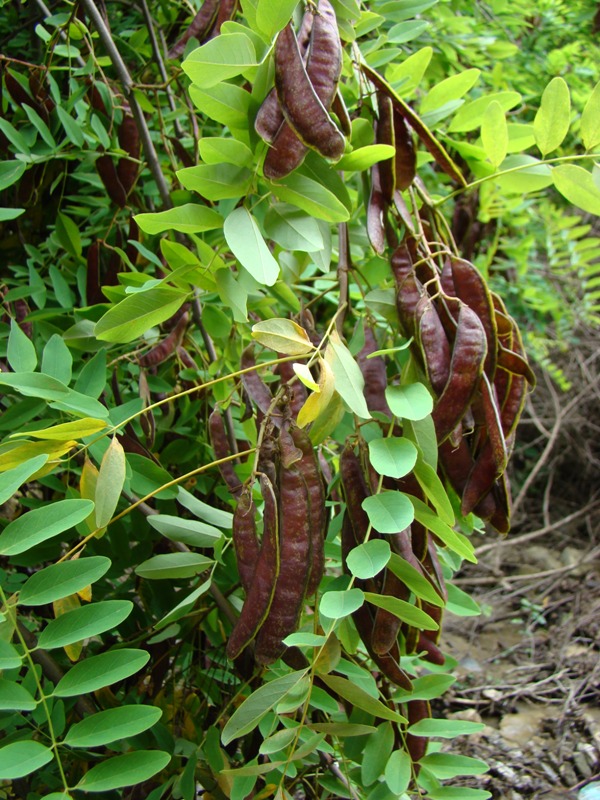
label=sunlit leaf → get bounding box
[251,318,313,354]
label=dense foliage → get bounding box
[0,1,598,798]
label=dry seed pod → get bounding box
[367,163,387,255]
[209,408,243,498]
[263,123,309,180]
[138,312,189,368]
[116,113,140,196]
[240,344,276,419]
[356,325,392,417]
[167,0,220,59]
[416,296,451,396]
[376,93,395,203]
[393,109,416,191]
[253,454,312,664]
[232,486,260,594]
[274,23,344,160]
[96,153,127,208]
[226,475,280,659]
[372,568,408,655]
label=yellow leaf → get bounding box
[9,417,107,441]
[80,458,100,533]
[251,318,314,355]
[0,440,77,474]
[292,362,319,392]
[297,358,335,428]
[95,438,126,529]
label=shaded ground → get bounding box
[440,327,600,799]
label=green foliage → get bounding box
[0,0,597,798]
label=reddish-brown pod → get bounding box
[96,153,127,208]
[356,326,392,417]
[209,407,243,498]
[138,311,189,368]
[167,0,220,59]
[393,108,416,191]
[231,486,260,594]
[116,113,140,196]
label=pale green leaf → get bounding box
[0,455,48,505]
[0,641,23,669]
[386,46,433,97]
[38,600,133,649]
[148,514,223,547]
[54,649,150,697]
[319,588,365,619]
[363,592,438,630]
[41,334,72,384]
[552,164,600,216]
[0,678,37,711]
[362,491,415,534]
[7,319,37,372]
[0,160,26,192]
[263,204,324,252]
[64,706,162,748]
[267,172,350,223]
[189,83,252,130]
[181,32,257,88]
[413,457,455,525]
[95,437,126,528]
[408,718,485,738]
[495,155,553,194]
[222,671,308,745]
[362,722,394,786]
[445,583,481,617]
[387,19,428,43]
[0,741,53,780]
[346,540,390,580]
[385,749,412,794]
[419,753,489,779]
[251,318,313,354]
[224,207,280,286]
[0,499,94,556]
[199,137,253,167]
[427,789,491,800]
[135,204,223,235]
[421,69,480,114]
[481,100,508,167]
[177,487,233,528]
[368,437,417,479]
[336,145,395,172]
[135,552,213,579]
[410,497,476,562]
[75,751,171,792]
[95,287,189,343]
[256,0,298,38]
[385,383,433,420]
[10,417,107,441]
[581,80,600,151]
[178,163,253,201]
[448,91,521,133]
[319,674,407,723]
[534,76,570,156]
[325,334,371,420]
[388,553,445,607]
[19,557,111,606]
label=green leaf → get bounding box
[552,164,600,216]
[268,172,350,223]
[494,154,553,194]
[148,514,223,548]
[534,77,570,156]
[0,741,53,780]
[50,388,110,420]
[10,417,107,441]
[426,790,491,800]
[368,437,417,479]
[54,649,150,697]
[154,578,211,630]
[362,492,415,534]
[95,437,126,528]
[41,334,73,384]
[38,600,133,649]
[386,46,433,96]
[387,19,428,43]
[135,552,214,579]
[255,0,298,38]
[0,498,94,556]
[0,641,23,669]
[319,588,365,619]
[199,136,253,166]
[336,145,395,172]
[56,212,82,258]
[0,454,48,505]
[56,104,85,146]
[178,163,252,201]
[419,753,489,779]
[177,487,233,528]
[75,751,171,792]
[581,80,600,151]
[363,592,438,630]
[408,718,485,738]
[224,207,280,286]
[385,749,411,794]
[0,678,37,711]
[7,319,37,372]
[19,557,111,606]
[0,160,26,192]
[410,496,476,563]
[325,332,371,419]
[189,83,252,130]
[251,318,314,354]
[481,100,508,167]
[181,32,257,88]
[263,204,324,252]
[448,91,521,133]
[385,383,433,420]
[413,457,455,526]
[95,287,188,343]
[64,706,163,748]
[319,674,406,724]
[0,372,68,401]
[346,539,391,580]
[135,204,223,235]
[222,671,308,745]
[0,207,25,221]
[420,69,480,114]
[387,553,444,607]
[362,722,395,786]
[445,583,481,617]
[402,673,456,701]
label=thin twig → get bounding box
[80,0,172,208]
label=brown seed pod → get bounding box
[96,153,127,208]
[232,486,260,594]
[372,568,409,655]
[274,23,344,160]
[406,699,430,764]
[167,0,220,59]
[393,108,416,191]
[209,408,243,498]
[416,296,451,396]
[391,242,425,340]
[226,474,280,659]
[116,113,140,196]
[376,93,395,203]
[356,325,392,418]
[138,311,189,368]
[240,344,275,418]
[367,163,387,256]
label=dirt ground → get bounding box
[438,333,600,799]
